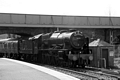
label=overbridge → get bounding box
[0,13,120,43]
[0,13,120,28]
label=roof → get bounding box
[89,39,112,46]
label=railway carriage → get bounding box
[4,39,18,58]
[9,40,19,59]
[0,38,11,57]
[0,40,5,56]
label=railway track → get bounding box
[42,65,120,80]
[73,67,120,79]
[43,65,100,80]
[85,69,120,79]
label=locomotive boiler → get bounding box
[42,30,87,49]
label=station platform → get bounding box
[0,58,79,80]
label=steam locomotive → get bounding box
[0,29,93,68]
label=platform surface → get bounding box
[0,58,79,80]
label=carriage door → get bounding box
[101,48,109,68]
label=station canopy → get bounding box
[89,39,112,46]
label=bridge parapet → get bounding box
[0,13,120,28]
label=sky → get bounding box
[0,0,120,17]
